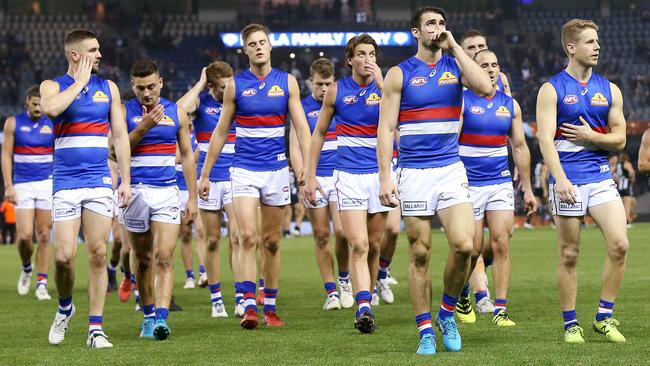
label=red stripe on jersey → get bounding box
[235,114,286,127]
[336,124,377,136]
[459,134,507,146]
[54,121,109,136]
[398,106,461,122]
[227,132,236,142]
[324,131,337,140]
[196,131,212,142]
[133,143,176,154]
[14,146,53,155]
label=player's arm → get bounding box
[457,98,465,135]
[559,83,626,152]
[638,129,650,173]
[377,66,402,207]
[509,99,536,214]
[177,106,197,223]
[108,80,132,206]
[287,75,311,181]
[40,56,93,118]
[449,43,491,97]
[541,163,549,199]
[289,125,303,177]
[128,104,165,151]
[499,72,512,96]
[177,67,206,116]
[1,117,17,203]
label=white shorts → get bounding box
[334,170,392,214]
[178,190,189,211]
[549,178,620,217]
[199,181,232,211]
[230,167,290,207]
[14,179,52,210]
[470,182,514,220]
[52,187,113,222]
[122,185,180,233]
[305,175,338,209]
[397,161,472,216]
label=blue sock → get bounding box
[438,293,457,320]
[474,290,488,303]
[234,282,243,305]
[563,310,578,330]
[338,271,350,282]
[377,257,390,280]
[88,316,103,334]
[324,282,338,297]
[263,288,278,313]
[209,283,223,304]
[58,296,73,316]
[143,303,155,318]
[242,280,257,313]
[107,260,117,275]
[199,264,206,275]
[185,269,195,279]
[258,278,265,288]
[596,299,614,321]
[355,291,373,317]
[22,262,32,273]
[460,284,470,298]
[415,312,434,339]
[155,307,169,321]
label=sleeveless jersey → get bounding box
[125,98,180,186]
[12,112,54,183]
[195,92,235,182]
[233,68,289,171]
[398,55,463,169]
[496,74,506,93]
[333,76,381,174]
[176,129,198,191]
[549,71,612,184]
[302,95,336,177]
[459,89,513,186]
[52,74,112,192]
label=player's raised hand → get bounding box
[198,176,211,202]
[198,67,208,85]
[433,30,459,50]
[73,55,93,86]
[364,61,384,90]
[140,104,165,129]
[379,178,400,208]
[560,116,596,144]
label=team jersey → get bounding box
[195,92,235,182]
[302,95,336,177]
[12,112,54,183]
[333,76,381,174]
[496,74,506,93]
[459,89,513,186]
[125,98,180,187]
[52,74,112,192]
[176,129,198,191]
[549,70,612,185]
[233,68,289,171]
[397,54,463,169]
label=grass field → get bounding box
[0,223,648,365]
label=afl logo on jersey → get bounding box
[92,91,109,103]
[39,125,52,134]
[307,110,319,118]
[365,93,381,106]
[205,107,221,114]
[495,106,511,118]
[590,93,609,106]
[409,77,428,87]
[563,95,579,105]
[343,95,358,104]
[438,72,459,85]
[132,116,143,123]
[20,126,31,132]
[470,106,485,115]
[267,85,285,97]
[242,88,257,97]
[158,115,176,126]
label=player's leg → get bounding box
[194,211,208,287]
[259,203,286,325]
[201,208,227,317]
[223,202,244,316]
[128,229,154,334]
[15,207,36,296]
[34,208,53,300]
[368,211,388,306]
[151,220,180,340]
[485,210,515,326]
[377,208,399,304]
[107,216,122,293]
[282,203,292,238]
[329,201,352,308]
[456,217,483,324]
[308,205,340,310]
[179,216,195,289]
[292,202,305,236]
[118,218,134,303]
[468,258,493,314]
[554,214,583,341]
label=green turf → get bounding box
[0,223,648,365]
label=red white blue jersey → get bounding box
[549,71,612,184]
[334,76,381,174]
[496,75,506,93]
[175,129,198,191]
[459,90,513,186]
[125,98,180,187]
[397,55,462,168]
[52,74,112,192]
[12,112,54,183]
[195,92,235,182]
[302,95,336,177]
[234,68,289,171]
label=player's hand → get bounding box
[73,55,93,87]
[117,182,131,208]
[140,105,165,129]
[304,174,325,206]
[295,170,307,205]
[433,30,459,50]
[554,177,577,205]
[198,67,208,86]
[183,199,197,225]
[4,185,16,204]
[523,188,537,216]
[364,61,383,90]
[379,178,400,208]
[560,116,596,144]
[198,176,211,201]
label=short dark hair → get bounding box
[345,34,379,67]
[130,59,159,78]
[240,23,270,44]
[25,85,40,99]
[460,29,487,45]
[410,6,447,30]
[64,29,97,46]
[310,58,334,78]
[206,61,234,85]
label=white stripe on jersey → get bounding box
[458,145,508,157]
[55,136,107,149]
[322,140,337,151]
[131,155,175,167]
[399,121,459,136]
[198,142,235,153]
[14,154,53,163]
[554,139,597,152]
[337,136,376,148]
[235,126,284,138]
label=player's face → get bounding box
[132,73,163,108]
[208,77,231,101]
[75,38,102,73]
[310,73,334,102]
[413,12,446,50]
[461,36,487,58]
[243,31,272,66]
[475,52,500,87]
[25,96,42,119]
[348,43,377,78]
[570,28,600,66]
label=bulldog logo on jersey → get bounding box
[495,106,511,118]
[438,72,459,85]
[158,115,175,126]
[307,110,319,118]
[267,85,285,97]
[470,106,485,115]
[342,95,358,104]
[365,93,381,106]
[92,91,109,103]
[564,95,579,105]
[242,88,257,97]
[410,77,428,86]
[39,125,52,134]
[591,93,609,106]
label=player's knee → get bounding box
[262,233,281,255]
[206,236,221,252]
[367,241,379,259]
[155,251,173,270]
[17,235,32,247]
[239,230,258,250]
[349,240,369,256]
[55,253,73,269]
[313,229,330,249]
[88,246,107,268]
[451,239,473,259]
[490,234,510,257]
[410,242,429,268]
[180,230,192,243]
[608,238,629,262]
[559,245,579,268]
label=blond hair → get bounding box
[561,19,599,56]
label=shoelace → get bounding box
[567,326,582,335]
[440,319,458,338]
